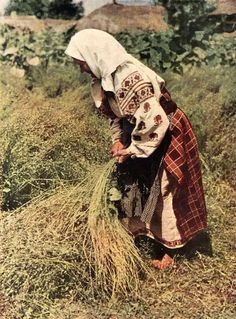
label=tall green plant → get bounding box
[153,0,217,49]
[116,0,235,73]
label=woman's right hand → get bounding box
[111,141,125,157]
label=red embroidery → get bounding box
[125,98,137,115]
[149,132,158,141]
[135,85,154,105]
[124,80,130,87]
[144,102,151,113]
[116,71,155,116]
[137,121,146,130]
[119,92,125,99]
[154,115,163,126]
[116,71,143,104]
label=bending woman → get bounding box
[65,29,207,269]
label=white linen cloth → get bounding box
[65,29,169,158]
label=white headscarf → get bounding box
[65,29,165,99]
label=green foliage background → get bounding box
[5,0,84,19]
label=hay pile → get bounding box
[0,159,150,317]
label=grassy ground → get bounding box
[0,64,235,319]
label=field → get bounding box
[0,17,235,318]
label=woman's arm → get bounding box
[120,95,169,159]
[109,118,122,144]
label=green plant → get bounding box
[129,0,236,73]
[0,65,110,210]
[0,159,150,319]
[0,62,235,319]
[47,0,84,20]
[153,0,217,43]
[5,0,50,18]
[0,26,68,74]
[116,30,236,73]
[5,0,84,19]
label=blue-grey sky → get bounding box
[78,1,152,15]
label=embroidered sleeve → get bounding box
[115,71,169,158]
[116,71,155,117]
[109,117,123,144]
[126,96,169,158]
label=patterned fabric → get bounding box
[161,95,207,242]
[111,68,170,158]
[116,71,155,114]
[118,87,207,244]
[120,167,184,249]
[103,71,207,244]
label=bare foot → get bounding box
[150,254,174,270]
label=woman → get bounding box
[65,29,207,269]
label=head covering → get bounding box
[65,29,128,91]
[65,29,165,100]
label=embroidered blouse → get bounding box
[91,63,169,158]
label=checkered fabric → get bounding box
[103,85,207,243]
[161,91,207,242]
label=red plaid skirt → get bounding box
[161,89,207,242]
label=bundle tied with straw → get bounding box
[0,159,150,316]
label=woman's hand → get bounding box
[111,141,132,163]
[111,141,124,157]
[116,149,131,163]
[111,141,130,163]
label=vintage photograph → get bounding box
[0,1,235,318]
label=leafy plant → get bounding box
[116,30,236,73]
[153,0,217,44]
[0,26,68,76]
[5,0,84,20]
[145,0,235,72]
[5,0,50,18]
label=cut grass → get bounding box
[0,64,235,318]
[0,160,152,319]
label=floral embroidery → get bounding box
[134,74,141,80]
[154,115,163,126]
[116,71,143,104]
[137,121,146,131]
[144,102,151,113]
[124,80,130,87]
[149,132,159,141]
[135,85,154,104]
[116,71,154,115]
[119,91,125,99]
[123,97,138,116]
[120,83,154,114]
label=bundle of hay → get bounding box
[0,159,150,317]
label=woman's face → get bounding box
[73,58,96,78]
